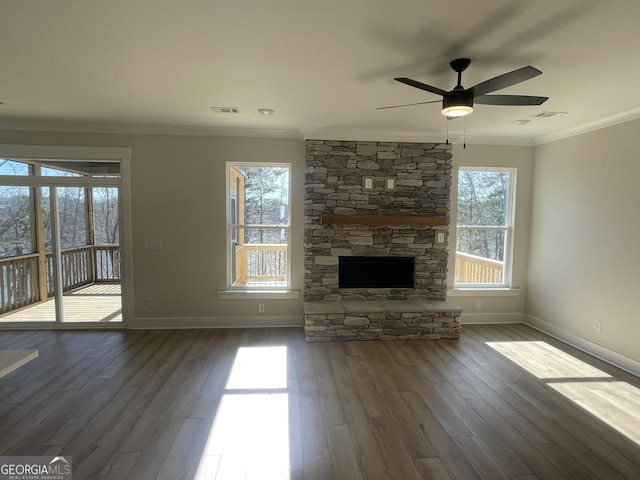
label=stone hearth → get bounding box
[303,300,462,342]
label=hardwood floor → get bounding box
[0,324,639,479]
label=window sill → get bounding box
[448,288,520,297]
[217,290,300,300]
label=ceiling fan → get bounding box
[379,58,548,117]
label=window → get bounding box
[56,187,88,249]
[0,159,30,176]
[227,163,290,289]
[0,185,36,257]
[455,167,515,287]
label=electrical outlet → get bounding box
[258,304,265,313]
[145,297,153,308]
[594,319,602,332]
[474,300,481,310]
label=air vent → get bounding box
[532,111,568,119]
[210,106,240,114]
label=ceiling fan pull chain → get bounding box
[446,117,450,145]
[462,115,467,149]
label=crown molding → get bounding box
[534,104,640,145]
[455,134,534,147]
[299,127,533,146]
[3,107,640,147]
[298,126,455,144]
[0,118,302,139]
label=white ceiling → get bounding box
[1,0,639,145]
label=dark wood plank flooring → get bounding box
[0,324,639,479]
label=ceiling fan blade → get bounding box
[469,66,542,97]
[394,77,449,97]
[475,94,548,106]
[376,99,441,110]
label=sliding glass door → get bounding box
[0,157,123,325]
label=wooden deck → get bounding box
[0,283,122,323]
[0,324,638,479]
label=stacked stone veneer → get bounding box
[304,139,462,341]
[304,301,462,342]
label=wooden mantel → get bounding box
[320,215,447,226]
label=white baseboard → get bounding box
[129,315,303,329]
[461,312,525,324]
[525,314,640,378]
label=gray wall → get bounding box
[527,118,640,366]
[0,130,305,327]
[2,122,638,372]
[1,130,536,329]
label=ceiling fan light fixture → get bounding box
[442,105,473,117]
[441,93,474,118]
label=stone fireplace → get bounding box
[303,139,462,341]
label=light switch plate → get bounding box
[385,177,396,191]
[363,176,374,190]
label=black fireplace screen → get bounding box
[338,256,415,289]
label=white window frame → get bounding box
[454,167,516,289]
[225,162,292,292]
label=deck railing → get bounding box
[455,251,504,284]
[93,245,120,281]
[0,253,39,313]
[0,245,120,314]
[235,244,287,285]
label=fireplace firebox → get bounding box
[338,256,415,289]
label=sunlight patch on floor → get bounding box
[487,340,640,447]
[549,381,640,445]
[194,346,291,480]
[226,346,288,390]
[486,340,611,379]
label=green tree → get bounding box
[244,167,289,243]
[93,187,119,244]
[57,187,86,248]
[457,170,509,260]
[0,186,34,257]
